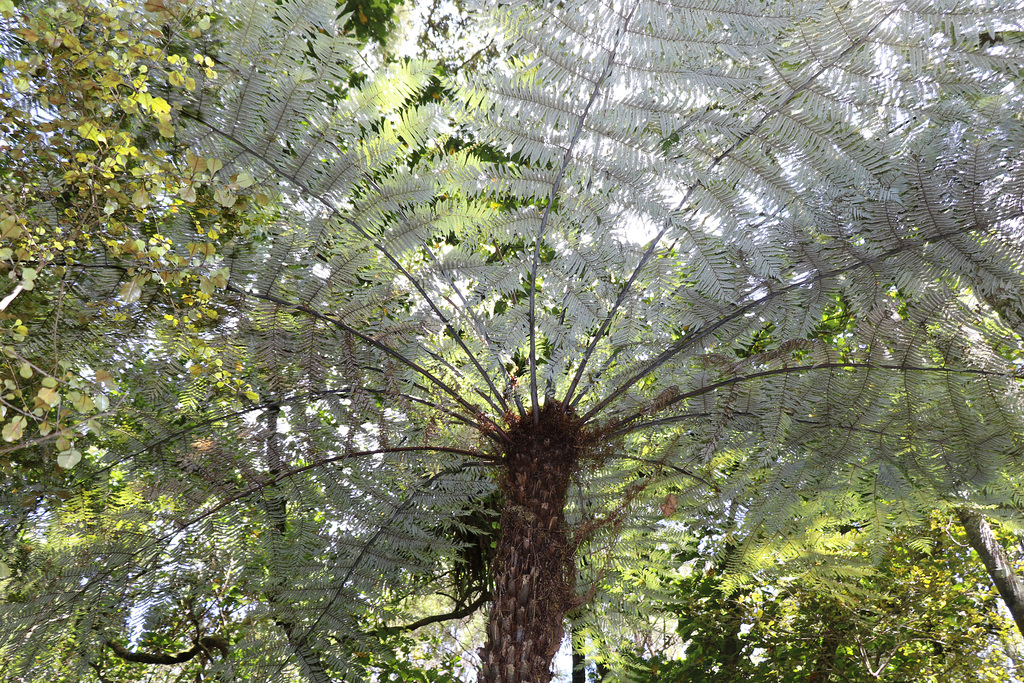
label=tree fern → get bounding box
[4,0,1024,681]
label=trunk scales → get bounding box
[479,403,584,683]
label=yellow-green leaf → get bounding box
[57,449,82,469]
[119,274,147,303]
[77,121,106,144]
[2,415,25,442]
[93,392,109,411]
[0,215,20,239]
[37,386,59,406]
[186,150,207,174]
[72,391,94,413]
[213,186,236,207]
[95,369,117,390]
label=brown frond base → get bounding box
[478,402,586,683]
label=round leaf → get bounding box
[57,449,82,469]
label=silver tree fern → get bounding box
[4,0,1024,681]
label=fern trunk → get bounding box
[479,406,582,683]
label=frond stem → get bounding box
[566,5,898,412]
[615,455,721,493]
[528,0,640,423]
[580,222,1005,424]
[225,283,510,442]
[605,361,1015,430]
[363,175,520,418]
[190,115,509,420]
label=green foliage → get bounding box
[342,0,404,44]
[623,520,1022,683]
[0,0,262,475]
[350,631,464,683]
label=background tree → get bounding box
[618,517,1022,683]
[0,0,260,473]
[0,0,278,606]
[3,1,1024,683]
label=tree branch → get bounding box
[957,507,1024,638]
[103,634,229,665]
[377,590,489,636]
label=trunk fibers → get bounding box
[478,405,584,683]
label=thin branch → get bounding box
[103,635,229,665]
[377,590,490,636]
